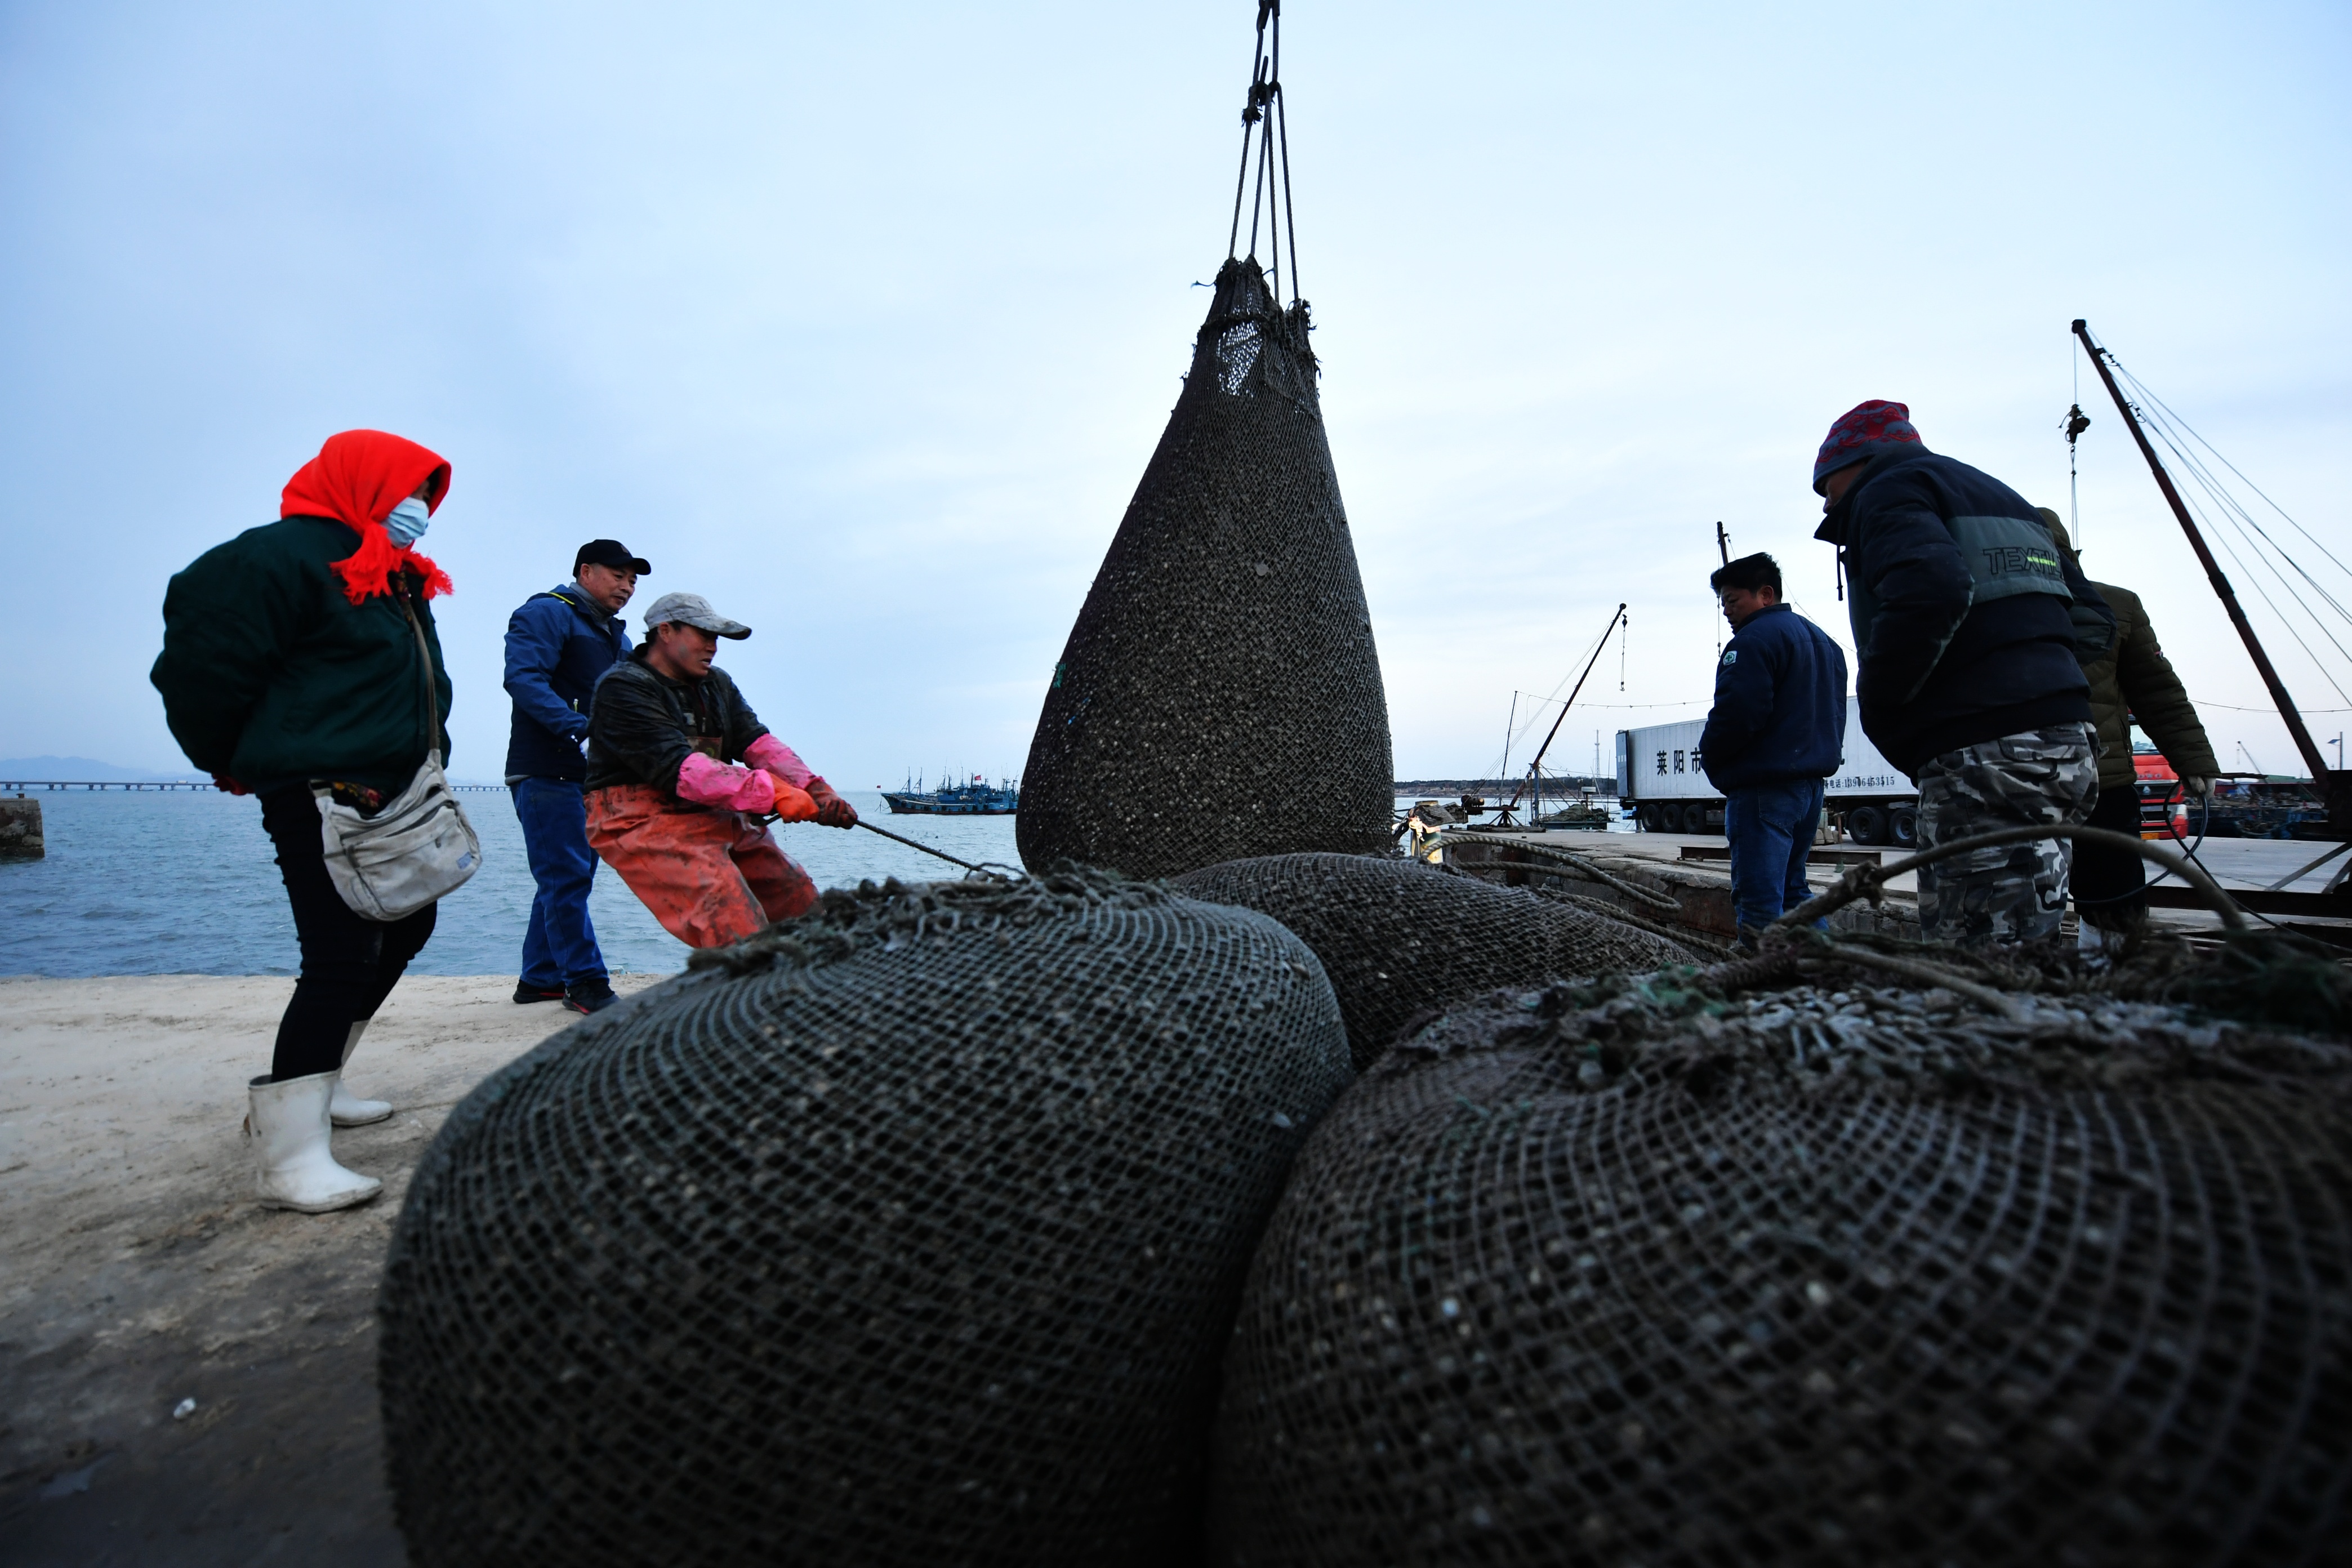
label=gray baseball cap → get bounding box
[642,592,751,639]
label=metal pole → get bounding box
[2071,319,2338,796]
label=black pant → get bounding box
[260,786,437,1080]
[2070,783,2148,930]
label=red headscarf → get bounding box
[280,429,455,603]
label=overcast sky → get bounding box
[4,2,2346,786]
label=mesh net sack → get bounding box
[1173,853,1707,1069]
[378,868,1353,1568]
[1209,935,2352,1566]
[1016,257,1392,880]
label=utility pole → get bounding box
[2073,319,2345,830]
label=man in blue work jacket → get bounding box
[504,539,646,1013]
[1698,552,1849,943]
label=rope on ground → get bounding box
[1534,887,1734,960]
[1426,831,1686,913]
[1775,823,2246,933]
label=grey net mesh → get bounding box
[1172,853,1707,1069]
[378,868,1352,1568]
[1209,948,2352,1567]
[1015,257,1392,880]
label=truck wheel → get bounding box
[1680,803,1709,835]
[1890,805,1918,848]
[1847,804,1888,846]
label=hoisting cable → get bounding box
[1227,3,1277,260]
[1221,1,1299,309]
[1273,8,1299,304]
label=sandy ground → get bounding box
[0,973,669,1567]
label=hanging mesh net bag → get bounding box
[1015,11,1391,880]
[1208,934,2352,1567]
[377,869,1352,1568]
[1173,852,1707,1068]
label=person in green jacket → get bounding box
[2038,511,2221,943]
[151,430,457,1213]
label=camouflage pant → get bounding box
[1914,723,2099,945]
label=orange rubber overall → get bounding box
[585,783,818,949]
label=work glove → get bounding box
[805,776,859,829]
[768,781,819,823]
[2181,776,2213,802]
[212,774,250,796]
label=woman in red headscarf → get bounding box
[152,430,458,1213]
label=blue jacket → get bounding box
[503,584,631,782]
[1814,448,2109,774]
[1699,603,1848,792]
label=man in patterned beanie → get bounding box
[1811,400,2116,945]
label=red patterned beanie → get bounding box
[1812,400,1922,494]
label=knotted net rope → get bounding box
[1210,934,2352,1565]
[1174,852,1708,1068]
[379,868,1352,1567]
[1017,257,1392,879]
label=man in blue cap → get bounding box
[503,540,647,1013]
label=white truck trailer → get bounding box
[1614,697,1920,845]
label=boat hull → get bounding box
[883,791,1017,816]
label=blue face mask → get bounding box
[384,496,431,547]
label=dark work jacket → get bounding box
[503,584,631,782]
[1815,449,2112,776]
[1699,604,1848,792]
[151,516,452,795]
[2081,580,2219,790]
[584,648,772,798]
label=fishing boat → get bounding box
[881,773,1019,816]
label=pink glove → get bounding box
[744,733,815,789]
[676,752,779,814]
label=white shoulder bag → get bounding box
[313,598,483,921]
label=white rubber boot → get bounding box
[331,1019,393,1127]
[248,1072,382,1213]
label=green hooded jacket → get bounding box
[2079,579,2219,790]
[150,515,453,796]
[2036,509,2218,791]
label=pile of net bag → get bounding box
[1174,853,1707,1068]
[1209,931,2352,1566]
[378,868,1352,1567]
[1017,256,1392,880]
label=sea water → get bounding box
[0,789,1015,979]
[1,792,1634,978]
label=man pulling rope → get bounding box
[583,591,858,955]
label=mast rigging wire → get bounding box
[1481,611,1624,783]
[2086,344,2352,714]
